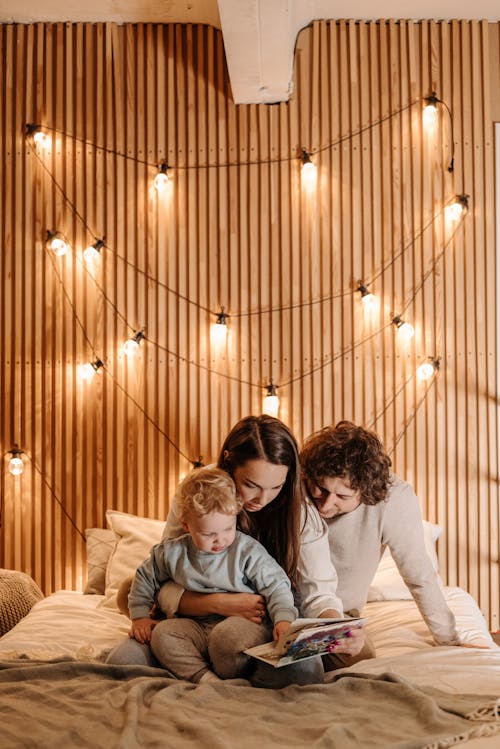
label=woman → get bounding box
[107,415,366,685]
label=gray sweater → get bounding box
[129,530,297,625]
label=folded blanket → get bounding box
[1,660,499,749]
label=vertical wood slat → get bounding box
[0,20,498,630]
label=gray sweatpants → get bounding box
[150,615,271,682]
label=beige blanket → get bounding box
[1,660,499,748]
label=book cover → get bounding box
[244,617,366,667]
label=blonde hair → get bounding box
[176,467,243,523]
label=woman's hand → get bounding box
[130,617,157,644]
[215,593,267,623]
[178,591,267,623]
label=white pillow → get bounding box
[84,528,117,595]
[367,520,442,602]
[99,510,165,610]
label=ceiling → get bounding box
[2,0,499,104]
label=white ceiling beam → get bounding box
[217,0,298,104]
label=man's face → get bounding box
[308,475,361,519]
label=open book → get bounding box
[244,616,366,667]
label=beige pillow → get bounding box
[99,510,165,609]
[367,520,443,602]
[84,528,117,594]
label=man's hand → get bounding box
[130,617,156,643]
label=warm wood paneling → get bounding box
[0,20,498,627]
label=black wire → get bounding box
[31,460,86,541]
[390,377,436,456]
[35,95,427,172]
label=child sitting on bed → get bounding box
[128,466,297,684]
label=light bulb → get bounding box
[26,124,49,148]
[83,239,104,263]
[392,316,415,342]
[78,358,103,381]
[210,308,228,346]
[8,445,24,476]
[357,283,376,313]
[122,330,145,357]
[423,103,438,127]
[301,149,317,189]
[417,357,440,381]
[263,383,279,417]
[417,362,435,380]
[445,196,469,222]
[46,231,69,256]
[423,93,440,128]
[397,322,414,341]
[123,338,139,356]
[154,163,170,192]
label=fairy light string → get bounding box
[18,90,466,464]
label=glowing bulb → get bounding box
[423,103,438,127]
[357,283,376,313]
[83,239,104,263]
[210,308,228,346]
[26,124,49,148]
[301,149,317,189]
[122,330,145,357]
[46,231,70,256]
[445,196,469,222]
[154,163,170,192]
[417,357,440,381]
[392,316,415,342]
[8,446,24,476]
[78,358,104,381]
[263,383,279,417]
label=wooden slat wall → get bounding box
[0,19,498,628]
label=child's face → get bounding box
[184,511,237,553]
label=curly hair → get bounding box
[175,467,243,523]
[300,421,392,505]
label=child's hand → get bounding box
[273,620,292,643]
[130,617,156,643]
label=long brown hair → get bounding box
[217,415,303,587]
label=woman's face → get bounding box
[232,458,289,513]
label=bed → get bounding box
[1,510,499,749]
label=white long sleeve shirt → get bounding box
[296,475,459,645]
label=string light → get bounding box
[78,358,104,381]
[422,92,439,127]
[417,357,441,381]
[421,92,455,172]
[25,123,48,148]
[445,194,469,222]
[392,315,415,341]
[263,382,280,417]
[357,282,376,312]
[46,230,70,256]
[210,307,229,346]
[7,445,24,476]
[301,149,317,188]
[153,162,171,191]
[122,329,145,356]
[83,238,104,263]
